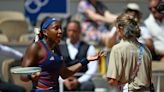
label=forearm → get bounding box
[60,51,101,79]
[87,10,109,23]
[60,59,89,79]
[157,50,164,56]
[104,11,117,23]
[67,63,83,76]
[106,30,117,48]
[144,39,155,53]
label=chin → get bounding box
[55,40,60,44]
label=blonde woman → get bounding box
[107,13,152,92]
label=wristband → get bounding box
[80,58,89,66]
[27,74,32,80]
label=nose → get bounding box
[149,6,157,13]
[58,28,63,35]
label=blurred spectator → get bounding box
[59,20,98,91]
[78,0,117,46]
[106,3,154,51]
[144,0,164,62]
[0,45,25,92]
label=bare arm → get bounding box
[60,51,104,79]
[105,27,118,48]
[104,11,118,23]
[20,43,39,82]
[144,38,154,53]
[59,62,83,79]
[86,9,115,24]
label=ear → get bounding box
[43,31,48,36]
[117,26,123,32]
[119,26,123,29]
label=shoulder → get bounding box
[144,14,154,25]
[112,41,128,50]
[88,45,96,51]
[80,41,90,47]
[22,42,43,67]
[110,44,122,54]
[112,41,131,53]
[26,41,42,55]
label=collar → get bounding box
[66,39,80,49]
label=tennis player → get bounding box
[20,17,103,92]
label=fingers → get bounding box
[31,71,41,80]
[32,71,41,76]
[98,50,106,57]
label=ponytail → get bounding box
[34,17,57,42]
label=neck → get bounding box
[123,37,138,43]
[69,38,79,45]
[71,41,78,45]
[45,39,56,50]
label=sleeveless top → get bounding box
[34,40,63,88]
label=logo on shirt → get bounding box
[50,56,55,61]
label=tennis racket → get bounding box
[10,66,41,74]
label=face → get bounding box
[67,22,81,44]
[149,0,164,20]
[45,22,62,44]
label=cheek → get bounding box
[68,31,73,35]
[48,31,58,39]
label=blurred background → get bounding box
[0,0,164,92]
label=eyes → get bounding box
[50,24,62,31]
[54,26,61,30]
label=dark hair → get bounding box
[37,17,51,40]
[67,20,81,32]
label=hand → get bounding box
[64,77,79,90]
[64,77,74,90]
[31,71,41,81]
[71,78,80,89]
[87,51,105,61]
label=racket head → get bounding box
[10,66,41,74]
